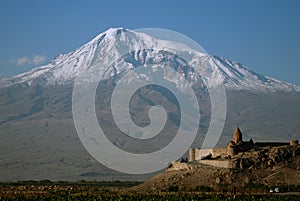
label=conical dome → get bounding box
[233,127,243,144]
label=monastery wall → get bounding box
[199,159,233,169]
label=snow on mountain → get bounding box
[210,56,300,92]
[1,27,299,93]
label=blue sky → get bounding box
[1,0,300,84]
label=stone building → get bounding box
[189,127,298,161]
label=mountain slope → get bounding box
[0,27,299,181]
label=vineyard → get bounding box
[1,192,300,201]
[0,181,299,201]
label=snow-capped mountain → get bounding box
[1,27,299,93]
[1,28,300,181]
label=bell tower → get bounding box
[233,127,243,144]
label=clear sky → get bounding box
[1,0,299,85]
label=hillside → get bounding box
[133,145,300,191]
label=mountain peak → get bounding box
[92,27,127,42]
[0,28,299,93]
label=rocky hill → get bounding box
[133,145,300,191]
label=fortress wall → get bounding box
[189,148,195,162]
[211,148,227,157]
[189,148,212,161]
[199,160,233,169]
[189,148,229,161]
